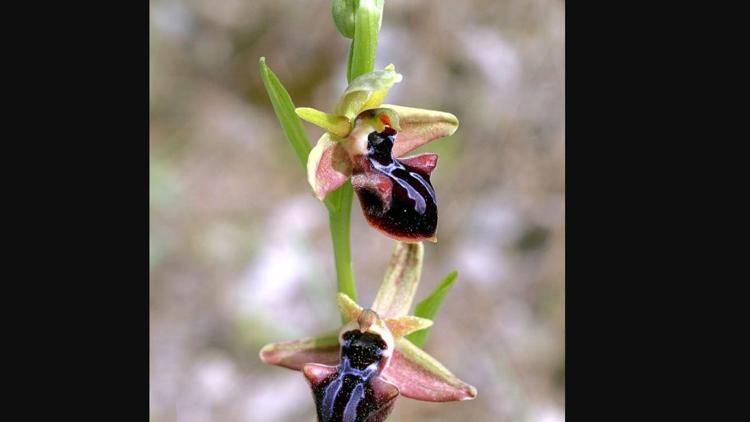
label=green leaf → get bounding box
[406,271,458,347]
[349,0,383,81]
[258,57,311,169]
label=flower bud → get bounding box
[331,0,357,38]
[332,0,384,40]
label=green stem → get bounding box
[350,0,380,80]
[329,0,382,321]
[328,182,357,313]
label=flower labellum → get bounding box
[304,310,399,422]
[352,126,438,243]
[298,65,458,243]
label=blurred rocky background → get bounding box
[150,0,564,420]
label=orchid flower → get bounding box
[260,242,476,421]
[297,65,459,243]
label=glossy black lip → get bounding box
[354,128,438,242]
[310,330,395,422]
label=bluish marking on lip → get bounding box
[366,129,436,215]
[312,330,390,422]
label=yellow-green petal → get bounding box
[296,107,352,138]
[336,292,364,322]
[336,64,402,120]
[385,315,433,338]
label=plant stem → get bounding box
[328,182,357,317]
[330,0,382,321]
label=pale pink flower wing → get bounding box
[380,104,459,158]
[381,337,477,402]
[259,333,340,371]
[307,133,352,200]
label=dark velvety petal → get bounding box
[305,364,400,422]
[353,128,438,243]
[304,330,400,422]
[351,172,393,214]
[364,378,400,422]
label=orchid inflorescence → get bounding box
[258,1,475,421]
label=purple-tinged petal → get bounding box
[259,333,340,371]
[365,377,400,422]
[307,133,353,200]
[371,242,423,319]
[353,129,439,243]
[398,153,438,175]
[381,337,477,402]
[303,362,339,385]
[380,104,458,158]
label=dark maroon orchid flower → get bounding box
[297,65,459,243]
[260,243,476,421]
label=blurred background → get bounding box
[150,0,564,420]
